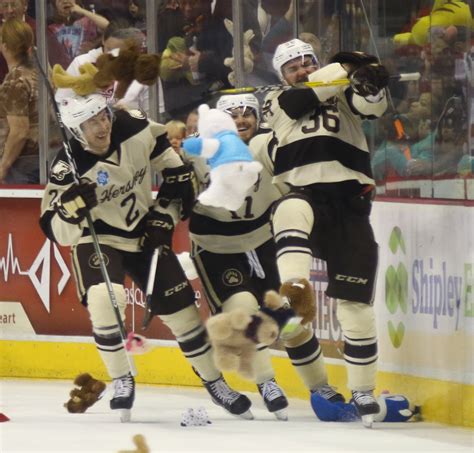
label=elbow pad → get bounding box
[308,63,348,102]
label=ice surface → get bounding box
[1,378,473,453]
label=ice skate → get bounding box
[257,378,289,421]
[203,376,253,419]
[313,384,345,403]
[110,372,135,422]
[351,390,380,428]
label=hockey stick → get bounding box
[32,50,147,367]
[141,246,162,330]
[208,72,420,96]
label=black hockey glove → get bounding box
[157,164,196,220]
[350,63,389,97]
[329,51,379,68]
[55,182,98,224]
[141,211,174,252]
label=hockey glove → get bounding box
[329,51,379,68]
[157,164,196,220]
[350,63,389,97]
[141,210,174,252]
[55,182,98,224]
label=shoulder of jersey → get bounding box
[113,108,149,140]
[49,150,76,186]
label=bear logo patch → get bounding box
[222,269,243,287]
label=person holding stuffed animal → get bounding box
[54,25,162,116]
[39,93,251,421]
[261,39,389,425]
[185,94,290,420]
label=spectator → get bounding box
[47,0,109,65]
[185,108,198,135]
[165,119,186,154]
[0,0,69,83]
[157,0,184,52]
[159,0,234,117]
[54,25,157,115]
[126,0,146,32]
[0,19,39,184]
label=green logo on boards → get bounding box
[385,227,407,349]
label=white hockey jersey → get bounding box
[262,86,387,189]
[40,110,183,252]
[188,131,288,254]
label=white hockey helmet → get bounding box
[59,94,110,146]
[272,38,319,81]
[216,94,260,122]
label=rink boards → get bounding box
[0,190,473,427]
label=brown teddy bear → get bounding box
[52,39,160,101]
[206,277,316,380]
[64,373,106,414]
[94,40,160,99]
[267,278,316,325]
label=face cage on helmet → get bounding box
[67,106,114,148]
[223,105,259,123]
[280,54,319,79]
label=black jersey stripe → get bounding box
[189,206,273,236]
[83,217,146,239]
[151,132,172,159]
[273,135,373,179]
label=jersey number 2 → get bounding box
[121,193,139,226]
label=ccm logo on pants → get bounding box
[335,274,368,285]
[164,281,189,296]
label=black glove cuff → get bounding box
[162,164,194,184]
[329,51,379,69]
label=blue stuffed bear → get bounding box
[182,104,262,211]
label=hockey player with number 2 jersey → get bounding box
[263,39,389,426]
[39,94,250,421]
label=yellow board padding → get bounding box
[1,340,472,427]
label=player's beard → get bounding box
[295,75,309,84]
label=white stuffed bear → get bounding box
[182,104,262,211]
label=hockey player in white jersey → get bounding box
[187,94,289,419]
[39,93,251,420]
[263,39,389,424]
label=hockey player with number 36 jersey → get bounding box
[263,39,389,425]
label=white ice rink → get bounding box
[1,378,473,453]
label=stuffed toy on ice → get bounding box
[64,373,106,413]
[182,104,262,211]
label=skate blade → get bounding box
[119,409,132,423]
[361,414,374,428]
[273,409,288,421]
[236,409,254,420]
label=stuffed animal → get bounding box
[64,373,106,413]
[206,289,296,380]
[266,278,316,326]
[182,104,262,211]
[393,0,472,47]
[223,19,255,87]
[373,393,419,422]
[160,36,195,84]
[52,40,160,104]
[206,278,317,380]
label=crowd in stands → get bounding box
[0,0,472,193]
